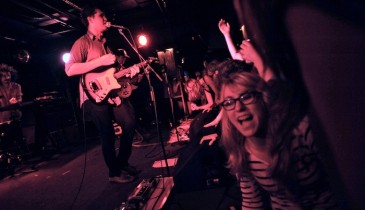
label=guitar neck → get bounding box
[113,60,148,79]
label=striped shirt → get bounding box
[239,117,338,209]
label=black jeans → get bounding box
[83,99,136,177]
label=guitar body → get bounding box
[82,67,121,103]
[82,57,157,103]
[117,78,139,98]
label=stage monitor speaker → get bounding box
[173,142,233,193]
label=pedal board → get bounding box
[117,177,174,210]
[127,177,159,209]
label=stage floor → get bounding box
[0,120,241,210]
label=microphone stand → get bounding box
[161,66,181,143]
[117,29,170,176]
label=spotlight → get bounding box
[137,34,148,47]
[62,53,70,63]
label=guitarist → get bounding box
[65,4,140,184]
[115,48,144,97]
[115,49,155,142]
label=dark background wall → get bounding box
[233,0,365,208]
[285,2,365,208]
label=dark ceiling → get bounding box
[0,0,238,61]
[0,0,239,101]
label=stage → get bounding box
[0,119,241,210]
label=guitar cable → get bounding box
[69,93,88,210]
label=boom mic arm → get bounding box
[105,22,127,29]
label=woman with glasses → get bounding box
[216,60,337,209]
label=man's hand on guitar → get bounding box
[127,65,140,78]
[99,54,116,66]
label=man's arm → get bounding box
[65,53,116,77]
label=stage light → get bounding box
[62,53,70,63]
[137,34,148,47]
[14,49,31,63]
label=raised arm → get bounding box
[218,19,276,82]
[218,19,243,60]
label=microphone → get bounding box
[105,22,127,29]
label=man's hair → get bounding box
[80,4,99,27]
[0,63,16,74]
[114,49,130,58]
[0,63,18,81]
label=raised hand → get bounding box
[218,19,230,36]
[239,40,276,82]
[238,40,258,64]
[218,19,243,60]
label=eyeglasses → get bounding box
[220,91,260,111]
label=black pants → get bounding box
[83,99,136,177]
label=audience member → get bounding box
[216,59,338,209]
[202,60,220,102]
[0,63,24,152]
[185,78,214,122]
[0,64,22,123]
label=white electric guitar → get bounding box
[82,57,157,103]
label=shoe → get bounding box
[109,174,135,184]
[121,164,141,176]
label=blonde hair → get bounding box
[217,60,306,180]
[217,61,271,175]
[186,78,207,103]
